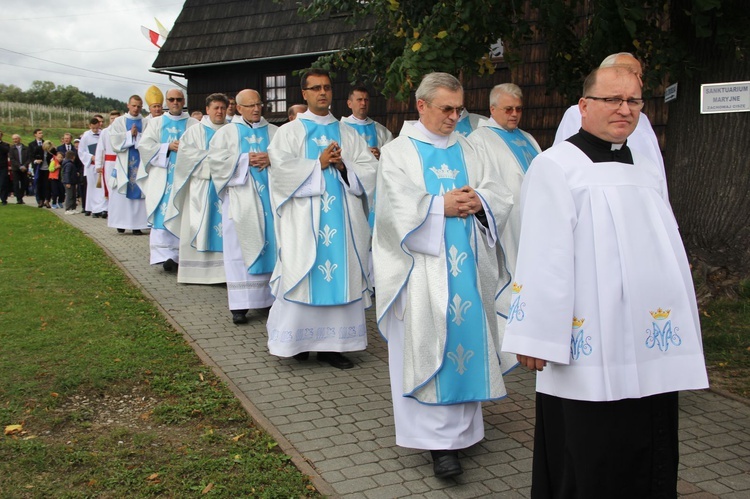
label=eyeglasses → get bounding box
[303,85,332,92]
[425,101,465,116]
[238,102,264,108]
[584,96,645,110]
[501,106,523,114]
[166,97,184,102]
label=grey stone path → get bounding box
[48,204,750,498]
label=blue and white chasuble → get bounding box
[344,121,378,148]
[202,126,223,252]
[454,118,473,137]
[412,139,493,404]
[234,123,276,274]
[489,127,539,173]
[152,116,187,230]
[123,117,144,200]
[300,119,349,305]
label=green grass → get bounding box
[0,206,321,498]
[699,281,750,398]
[1,124,88,145]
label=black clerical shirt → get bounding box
[566,128,634,165]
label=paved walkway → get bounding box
[49,204,750,498]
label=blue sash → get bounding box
[489,127,538,173]
[236,123,276,274]
[413,138,492,404]
[454,117,473,137]
[152,116,187,230]
[300,119,348,305]
[125,118,143,199]
[344,121,378,147]
[203,126,223,252]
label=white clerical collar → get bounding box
[299,110,336,125]
[345,115,372,125]
[242,117,267,128]
[201,115,225,130]
[487,116,515,132]
[414,120,451,149]
[611,142,624,150]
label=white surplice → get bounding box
[79,129,107,214]
[373,121,515,449]
[501,142,709,402]
[266,110,377,357]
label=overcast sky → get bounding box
[1,0,186,103]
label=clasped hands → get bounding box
[319,142,344,171]
[249,152,270,171]
[444,186,481,218]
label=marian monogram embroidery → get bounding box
[646,308,682,352]
[570,317,593,360]
[507,282,526,324]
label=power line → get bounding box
[5,2,183,22]
[0,47,165,86]
[0,60,169,87]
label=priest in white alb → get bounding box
[164,93,229,285]
[137,89,199,272]
[109,99,149,235]
[468,83,541,323]
[79,117,107,218]
[502,66,708,498]
[267,69,377,370]
[204,89,277,323]
[373,72,515,478]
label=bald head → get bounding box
[165,88,185,116]
[600,52,643,87]
[236,89,264,123]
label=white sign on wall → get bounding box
[700,81,750,114]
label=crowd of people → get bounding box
[0,51,710,497]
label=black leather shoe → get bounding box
[231,310,248,324]
[92,212,101,218]
[117,228,125,233]
[431,450,463,478]
[317,352,354,369]
[293,352,309,361]
[162,259,177,272]
[133,230,143,235]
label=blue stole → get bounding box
[413,138,492,404]
[489,127,538,173]
[454,117,473,137]
[236,123,275,274]
[125,117,143,199]
[152,115,187,230]
[300,119,348,305]
[203,126,223,252]
[344,121,378,147]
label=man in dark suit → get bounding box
[0,130,10,205]
[58,132,76,156]
[28,128,51,207]
[8,134,30,204]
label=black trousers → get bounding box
[12,170,28,202]
[532,392,678,499]
[0,168,9,202]
[79,177,87,211]
[50,179,64,205]
[36,169,50,204]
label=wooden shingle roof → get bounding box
[152,0,368,71]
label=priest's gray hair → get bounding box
[600,52,636,68]
[416,72,462,102]
[490,83,523,107]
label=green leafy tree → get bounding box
[301,0,750,282]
